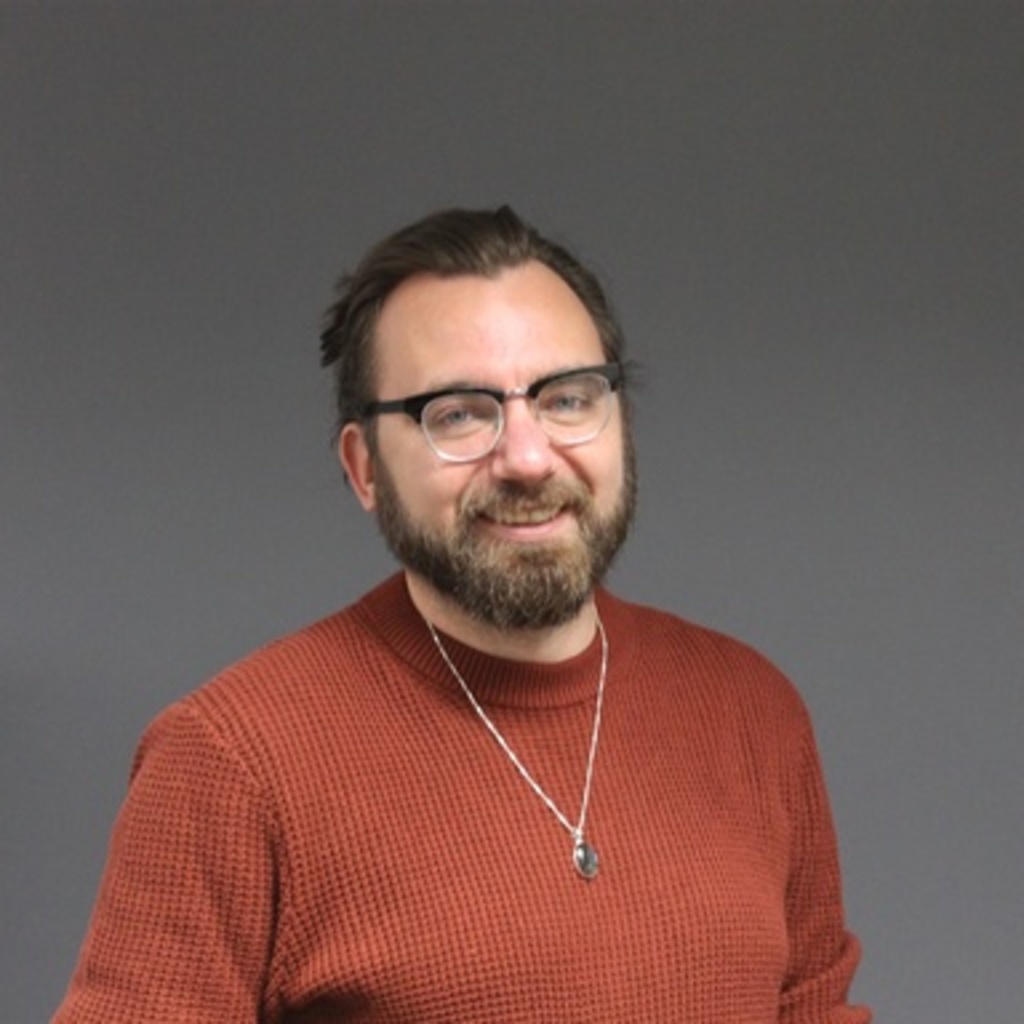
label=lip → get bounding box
[476,507,576,542]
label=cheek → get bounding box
[599,460,627,511]
[394,460,480,526]
[585,430,628,507]
[375,424,464,520]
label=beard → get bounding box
[372,439,637,631]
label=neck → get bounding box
[404,571,599,663]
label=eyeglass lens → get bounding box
[422,372,612,461]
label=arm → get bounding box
[52,701,279,1023]
[779,713,872,1024]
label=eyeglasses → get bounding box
[361,362,622,463]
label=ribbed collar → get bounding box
[352,573,636,711]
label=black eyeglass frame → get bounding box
[360,362,623,424]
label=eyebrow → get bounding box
[416,364,599,396]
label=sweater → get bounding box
[54,574,869,1022]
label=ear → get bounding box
[339,422,377,511]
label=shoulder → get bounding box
[137,578,411,780]
[191,574,409,711]
[192,602,375,714]
[600,589,810,724]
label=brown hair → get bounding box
[319,205,629,438]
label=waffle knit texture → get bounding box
[54,574,869,1022]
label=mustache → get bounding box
[459,480,590,521]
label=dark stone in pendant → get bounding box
[573,839,599,880]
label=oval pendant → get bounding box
[573,838,599,880]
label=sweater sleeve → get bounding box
[778,710,871,1024]
[52,701,279,1023]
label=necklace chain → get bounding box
[424,615,608,879]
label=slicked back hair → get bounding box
[319,205,630,444]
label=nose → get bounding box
[488,395,556,482]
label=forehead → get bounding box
[372,261,604,394]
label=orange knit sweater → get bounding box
[55,575,869,1022]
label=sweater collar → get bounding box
[353,573,634,711]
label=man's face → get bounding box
[341,261,636,630]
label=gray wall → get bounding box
[4,3,1021,1021]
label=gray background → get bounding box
[3,2,1021,1021]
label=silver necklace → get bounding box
[425,615,608,881]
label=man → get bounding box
[55,206,869,1021]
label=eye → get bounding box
[539,377,604,420]
[423,393,498,436]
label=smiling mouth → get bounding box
[485,507,564,526]
[464,481,588,532]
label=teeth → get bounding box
[493,508,559,525]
